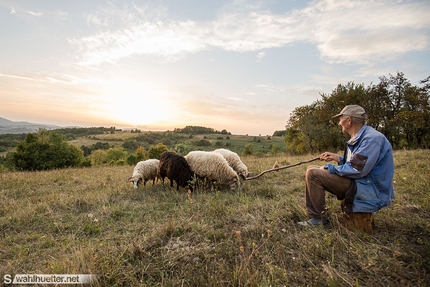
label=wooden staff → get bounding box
[245,157,321,180]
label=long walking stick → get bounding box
[245,157,320,180]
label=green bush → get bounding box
[147,143,169,159]
[10,129,84,171]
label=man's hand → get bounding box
[319,152,340,163]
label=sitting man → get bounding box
[297,105,395,227]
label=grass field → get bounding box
[1,149,429,286]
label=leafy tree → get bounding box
[126,146,147,166]
[285,128,308,155]
[242,144,254,156]
[106,147,127,163]
[271,145,281,155]
[273,130,287,137]
[90,149,108,166]
[135,146,147,161]
[174,142,193,155]
[10,129,84,171]
[122,139,139,150]
[147,143,169,159]
[126,154,137,165]
[193,139,211,147]
[284,72,430,152]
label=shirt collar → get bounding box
[347,125,367,145]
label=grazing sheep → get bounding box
[185,151,240,190]
[159,151,195,191]
[128,159,160,189]
[213,148,249,179]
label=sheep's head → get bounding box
[238,172,249,180]
[128,176,142,189]
[229,177,239,190]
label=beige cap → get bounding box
[332,105,367,119]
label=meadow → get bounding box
[0,149,429,286]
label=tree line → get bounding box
[285,72,430,154]
[173,126,231,135]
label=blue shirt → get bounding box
[327,125,395,213]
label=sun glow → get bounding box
[108,95,174,127]
[97,79,176,128]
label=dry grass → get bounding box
[0,150,429,286]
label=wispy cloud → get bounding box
[69,20,209,65]
[0,72,87,85]
[257,52,266,62]
[69,0,430,67]
[28,10,42,17]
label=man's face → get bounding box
[338,115,351,133]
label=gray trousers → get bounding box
[305,165,353,218]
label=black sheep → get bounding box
[159,151,195,191]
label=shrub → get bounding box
[90,149,108,166]
[106,147,127,163]
[135,146,147,161]
[147,143,169,159]
[10,129,84,171]
[242,143,254,156]
[194,139,211,146]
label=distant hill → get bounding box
[0,117,60,134]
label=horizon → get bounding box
[0,116,277,136]
[1,0,429,135]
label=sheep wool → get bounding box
[185,151,239,190]
[128,159,160,189]
[159,151,195,191]
[213,148,249,179]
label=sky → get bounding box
[1,0,429,136]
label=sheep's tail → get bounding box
[245,157,320,180]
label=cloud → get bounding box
[70,0,430,66]
[28,10,42,17]
[302,0,430,64]
[10,7,15,14]
[257,52,266,61]
[0,72,87,85]
[70,20,209,65]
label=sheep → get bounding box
[213,148,249,180]
[159,151,195,191]
[128,159,160,189]
[185,151,240,190]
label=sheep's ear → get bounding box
[128,177,133,182]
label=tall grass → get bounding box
[0,150,429,286]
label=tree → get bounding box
[90,149,108,166]
[135,146,147,161]
[174,142,193,155]
[284,72,430,151]
[106,147,127,164]
[147,143,169,159]
[11,129,84,171]
[242,144,254,156]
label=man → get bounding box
[297,105,395,227]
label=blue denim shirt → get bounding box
[326,125,395,213]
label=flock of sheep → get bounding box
[127,148,250,191]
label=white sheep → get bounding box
[185,151,239,190]
[128,159,160,189]
[213,148,249,179]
